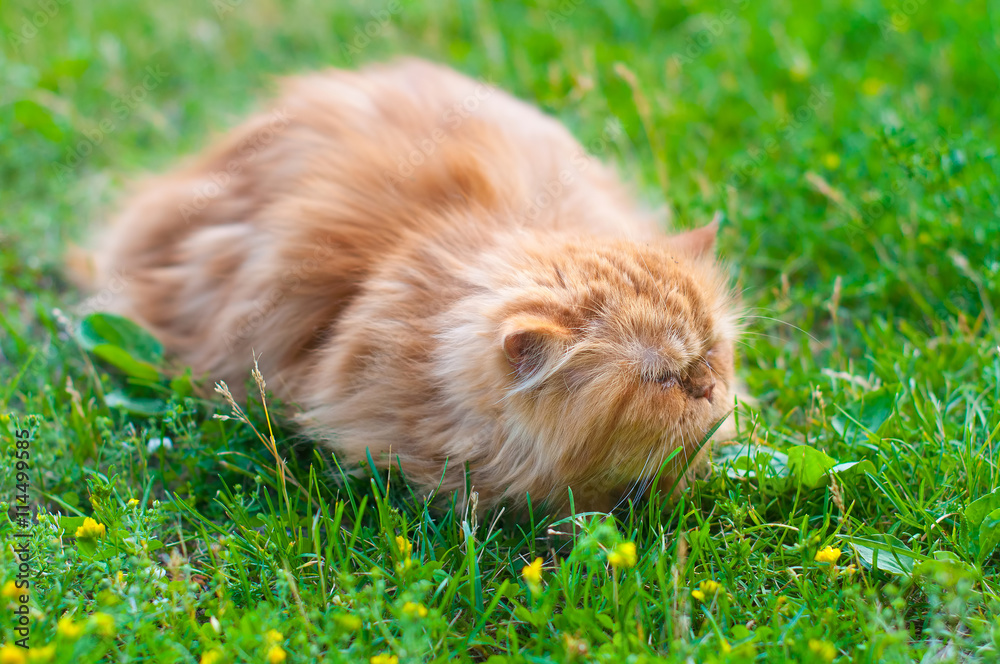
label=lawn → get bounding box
[2,0,1000,662]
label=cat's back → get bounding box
[86,59,653,393]
[277,58,650,238]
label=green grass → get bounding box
[3,0,1000,661]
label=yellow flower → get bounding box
[370,655,398,664]
[116,570,126,586]
[402,601,428,618]
[607,541,637,569]
[75,517,106,540]
[691,579,722,602]
[0,644,26,664]
[266,646,286,664]
[57,617,82,640]
[265,629,283,644]
[27,645,55,663]
[335,614,361,631]
[127,499,140,508]
[394,535,412,558]
[809,638,837,662]
[823,152,841,169]
[815,546,841,564]
[90,612,115,637]
[1,581,20,600]
[842,564,857,576]
[521,557,543,585]
[199,650,224,664]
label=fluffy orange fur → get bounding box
[83,58,741,511]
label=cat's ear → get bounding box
[501,314,572,379]
[671,213,720,258]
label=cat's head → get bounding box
[495,221,739,502]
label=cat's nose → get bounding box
[694,378,716,402]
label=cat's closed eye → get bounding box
[649,373,679,389]
[645,361,718,401]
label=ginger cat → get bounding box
[84,59,741,511]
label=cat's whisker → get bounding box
[659,438,678,496]
[739,315,818,342]
[692,351,725,383]
[678,429,694,481]
[639,446,666,500]
[737,329,785,337]
[613,445,656,512]
[643,434,675,504]
[737,331,801,345]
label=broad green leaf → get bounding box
[964,487,1000,530]
[92,343,161,381]
[976,508,1000,563]
[13,99,64,141]
[857,387,897,432]
[786,445,837,489]
[105,390,168,416]
[961,488,1000,558]
[169,370,195,398]
[913,555,979,587]
[58,516,86,533]
[731,625,752,641]
[77,313,164,364]
[595,613,615,630]
[849,535,918,576]
[47,57,91,81]
[76,537,99,557]
[932,551,962,562]
[713,443,788,479]
[830,459,876,480]
[716,444,874,492]
[832,387,897,447]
